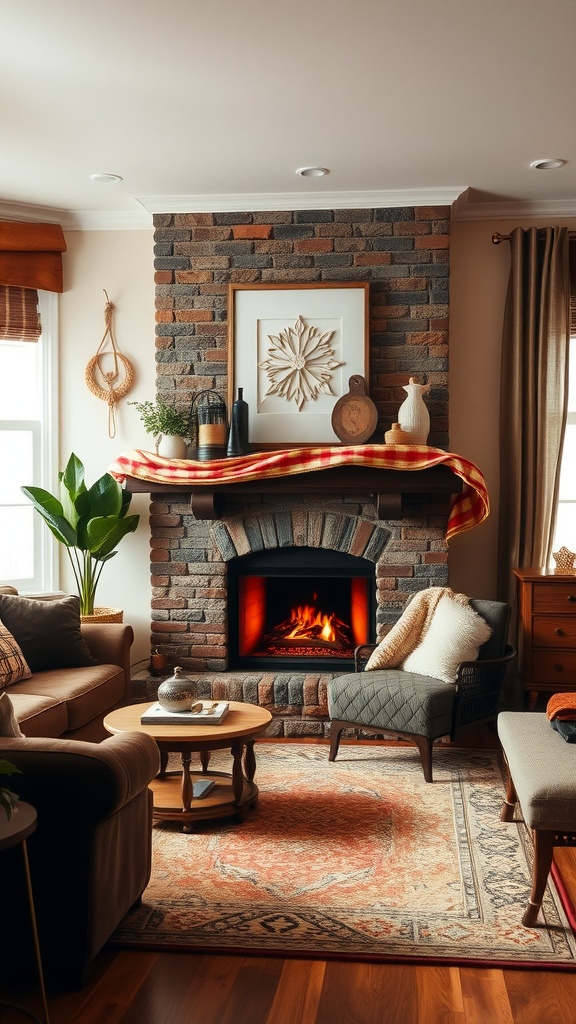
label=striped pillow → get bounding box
[0,619,32,688]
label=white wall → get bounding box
[58,229,155,670]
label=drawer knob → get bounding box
[555,628,565,636]
[555,664,564,672]
[568,595,576,603]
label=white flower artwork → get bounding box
[258,315,344,411]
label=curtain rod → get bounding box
[492,230,576,244]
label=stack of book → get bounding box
[140,700,230,725]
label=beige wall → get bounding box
[56,216,576,667]
[59,230,155,669]
[448,216,576,600]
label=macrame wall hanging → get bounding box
[85,290,135,438]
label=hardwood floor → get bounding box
[4,728,576,1024]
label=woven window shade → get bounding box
[0,220,66,292]
[0,285,41,341]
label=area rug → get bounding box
[110,743,576,969]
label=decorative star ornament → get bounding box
[259,316,343,410]
[552,546,576,574]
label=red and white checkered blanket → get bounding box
[108,444,489,542]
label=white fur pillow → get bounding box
[401,595,492,683]
[0,691,23,736]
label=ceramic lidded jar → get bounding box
[397,377,431,444]
[157,666,198,711]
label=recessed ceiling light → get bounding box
[529,159,566,170]
[295,166,330,178]
[90,172,123,184]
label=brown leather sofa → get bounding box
[0,589,160,988]
[0,585,134,742]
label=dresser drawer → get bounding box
[532,616,576,648]
[532,650,576,682]
[533,581,576,614]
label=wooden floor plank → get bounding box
[263,959,326,1024]
[460,967,515,1024]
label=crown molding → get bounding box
[134,187,467,214]
[452,190,576,221]
[0,200,152,231]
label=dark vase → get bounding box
[226,387,249,456]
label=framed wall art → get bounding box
[227,282,369,446]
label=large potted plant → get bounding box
[21,453,140,620]
[129,397,191,458]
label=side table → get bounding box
[0,802,50,1024]
[514,567,576,709]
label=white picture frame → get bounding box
[227,282,369,446]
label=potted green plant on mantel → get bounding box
[129,397,191,459]
[21,453,140,622]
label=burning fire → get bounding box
[285,604,337,643]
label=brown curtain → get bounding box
[0,219,66,342]
[497,226,571,613]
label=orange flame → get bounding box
[285,604,336,642]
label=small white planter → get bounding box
[156,434,188,459]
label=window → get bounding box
[0,291,57,592]
[552,335,576,560]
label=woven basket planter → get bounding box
[80,607,123,624]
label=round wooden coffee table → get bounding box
[104,700,272,831]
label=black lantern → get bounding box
[189,390,228,461]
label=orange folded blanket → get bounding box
[546,692,576,721]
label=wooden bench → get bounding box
[497,711,576,926]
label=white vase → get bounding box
[397,377,431,444]
[156,434,188,459]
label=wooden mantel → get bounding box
[122,463,462,521]
[109,446,488,539]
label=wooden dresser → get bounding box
[514,567,576,709]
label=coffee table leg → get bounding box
[181,751,192,811]
[244,740,256,782]
[231,741,245,803]
[200,750,211,773]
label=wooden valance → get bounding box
[0,220,67,292]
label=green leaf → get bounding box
[20,486,77,547]
[87,474,123,518]
[60,453,86,501]
[86,514,140,558]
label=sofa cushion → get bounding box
[402,594,492,683]
[0,691,23,736]
[0,593,98,672]
[328,669,455,738]
[7,692,69,738]
[0,620,32,688]
[13,664,125,733]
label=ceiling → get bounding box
[2,0,576,229]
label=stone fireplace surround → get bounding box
[140,204,452,735]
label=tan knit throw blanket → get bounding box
[364,586,470,670]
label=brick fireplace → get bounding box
[142,204,452,735]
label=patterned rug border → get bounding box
[110,743,576,971]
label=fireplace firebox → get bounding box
[228,547,376,672]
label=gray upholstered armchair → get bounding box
[328,599,516,782]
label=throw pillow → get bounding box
[0,619,32,688]
[0,691,23,736]
[401,594,492,684]
[0,593,98,673]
